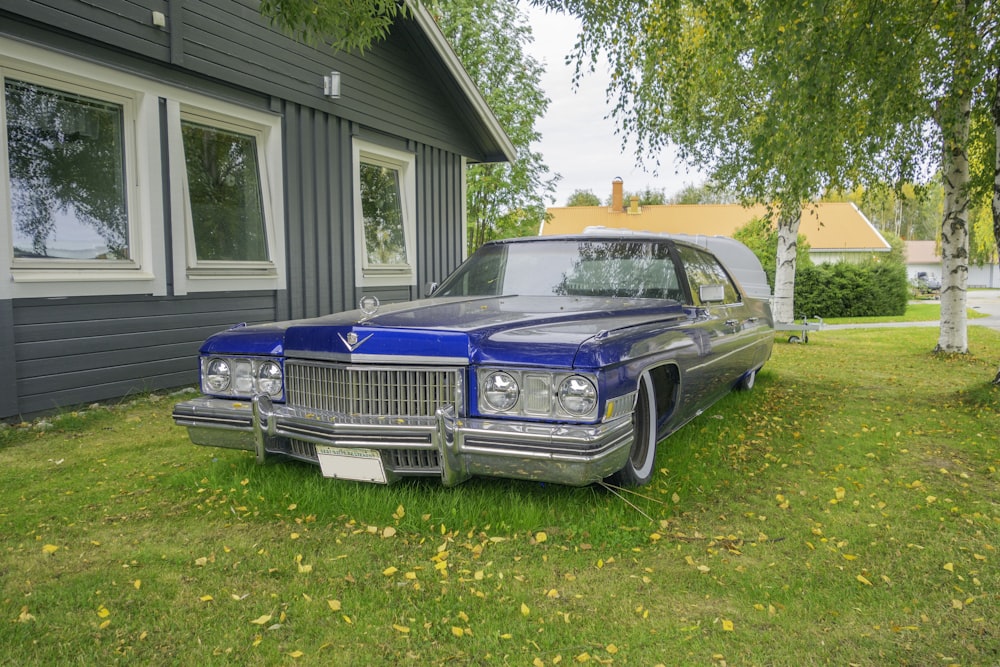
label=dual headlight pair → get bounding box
[201,357,283,399]
[479,369,598,420]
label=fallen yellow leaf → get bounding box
[200,595,214,602]
[42,544,60,555]
[521,602,531,616]
[327,599,342,611]
[250,614,272,625]
[393,624,410,634]
[856,575,873,586]
[535,531,548,543]
[722,619,734,632]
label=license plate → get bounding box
[316,446,387,484]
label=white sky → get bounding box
[524,6,706,206]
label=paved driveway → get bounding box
[968,289,1000,330]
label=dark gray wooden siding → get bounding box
[10,292,277,415]
[0,1,492,418]
[0,300,17,417]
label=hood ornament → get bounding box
[359,295,380,319]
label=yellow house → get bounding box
[541,179,892,264]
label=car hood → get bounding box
[200,295,687,368]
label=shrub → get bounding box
[794,259,909,318]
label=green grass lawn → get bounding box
[2,328,998,666]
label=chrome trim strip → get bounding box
[285,350,467,365]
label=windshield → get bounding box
[435,240,686,301]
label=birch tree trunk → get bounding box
[771,203,802,324]
[992,74,1000,383]
[935,93,971,354]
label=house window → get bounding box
[1,42,166,299]
[1,38,284,299]
[167,101,285,294]
[5,79,130,262]
[353,139,416,286]
[182,121,268,262]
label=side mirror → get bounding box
[699,284,726,303]
[424,282,439,297]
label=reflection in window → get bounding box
[360,162,407,266]
[182,121,267,262]
[5,79,128,260]
[676,246,740,304]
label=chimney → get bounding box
[628,195,640,214]
[611,177,624,212]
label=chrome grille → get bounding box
[285,361,461,417]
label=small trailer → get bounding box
[775,317,824,343]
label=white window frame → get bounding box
[0,38,165,299]
[352,138,417,287]
[166,99,285,295]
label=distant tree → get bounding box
[566,189,601,206]
[429,0,558,251]
[822,184,943,241]
[607,186,667,207]
[669,182,740,205]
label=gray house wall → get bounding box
[0,0,506,418]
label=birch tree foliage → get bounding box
[258,0,407,52]
[535,0,995,353]
[534,0,933,323]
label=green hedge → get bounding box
[794,261,909,318]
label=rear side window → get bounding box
[676,245,741,305]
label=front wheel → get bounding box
[606,373,657,487]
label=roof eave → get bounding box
[406,0,516,164]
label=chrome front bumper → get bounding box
[172,395,635,487]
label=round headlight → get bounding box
[204,358,231,393]
[256,361,283,397]
[558,375,598,416]
[482,372,519,412]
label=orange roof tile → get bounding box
[541,201,890,253]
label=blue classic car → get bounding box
[172,232,774,487]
